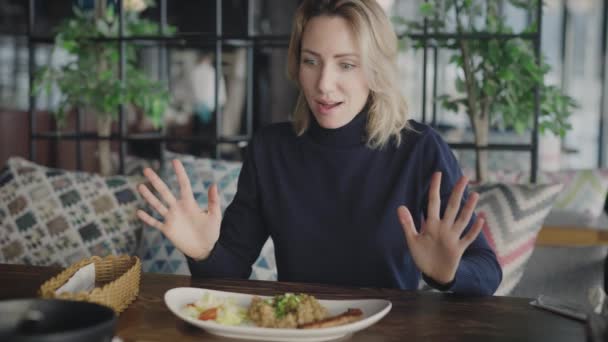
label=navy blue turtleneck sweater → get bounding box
[188,113,502,295]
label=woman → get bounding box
[137,0,502,295]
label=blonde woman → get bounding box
[137,0,502,295]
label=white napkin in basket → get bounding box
[55,263,96,295]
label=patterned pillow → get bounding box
[462,168,526,184]
[470,182,563,295]
[538,169,608,218]
[463,168,608,221]
[137,154,277,280]
[0,157,144,267]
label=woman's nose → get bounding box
[316,66,336,94]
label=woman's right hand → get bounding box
[136,159,222,261]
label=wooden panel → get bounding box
[536,225,608,246]
[0,109,53,168]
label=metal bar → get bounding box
[31,133,534,150]
[31,130,535,151]
[403,32,539,41]
[246,0,254,142]
[28,31,537,44]
[27,0,36,162]
[118,0,127,174]
[32,132,251,143]
[560,1,569,94]
[76,107,82,170]
[447,143,534,151]
[600,0,608,167]
[430,3,441,127]
[12,36,20,101]
[27,36,287,50]
[215,0,223,158]
[531,0,543,183]
[29,33,291,43]
[421,4,428,124]
[160,0,168,165]
[431,46,438,126]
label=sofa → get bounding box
[1,154,607,305]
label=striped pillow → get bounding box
[539,169,608,218]
[471,183,563,295]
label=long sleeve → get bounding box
[187,138,269,278]
[421,130,503,295]
[191,117,501,292]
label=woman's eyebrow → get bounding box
[301,48,359,58]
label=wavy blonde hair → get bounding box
[287,0,409,149]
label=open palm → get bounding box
[397,172,484,285]
[136,159,222,260]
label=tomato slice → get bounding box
[198,307,218,321]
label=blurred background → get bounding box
[0,0,606,176]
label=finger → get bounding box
[459,217,485,249]
[397,205,419,245]
[173,159,194,200]
[427,172,442,220]
[443,176,469,226]
[138,183,169,217]
[137,209,164,231]
[143,167,177,206]
[207,184,222,217]
[453,191,479,235]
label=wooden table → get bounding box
[0,263,588,342]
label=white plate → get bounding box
[164,287,392,342]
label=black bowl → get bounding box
[0,298,116,342]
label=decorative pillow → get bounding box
[462,168,526,184]
[251,238,277,281]
[538,169,608,218]
[0,157,144,267]
[470,182,563,295]
[137,153,278,280]
[463,168,608,224]
[113,152,161,177]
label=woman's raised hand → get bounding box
[136,159,222,260]
[397,172,484,285]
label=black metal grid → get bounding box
[25,0,553,181]
[407,1,543,182]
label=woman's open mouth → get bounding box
[316,101,343,115]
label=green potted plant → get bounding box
[394,0,577,181]
[33,0,174,175]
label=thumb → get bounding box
[207,184,222,217]
[397,206,418,244]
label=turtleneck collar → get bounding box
[307,111,368,147]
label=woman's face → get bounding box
[298,15,370,129]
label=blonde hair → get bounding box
[287,0,410,149]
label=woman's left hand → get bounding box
[397,172,484,285]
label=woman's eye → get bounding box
[341,63,355,70]
[302,58,317,66]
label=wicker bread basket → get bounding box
[39,255,141,314]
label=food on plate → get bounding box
[299,308,363,329]
[248,293,328,328]
[182,292,247,325]
[182,291,364,329]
